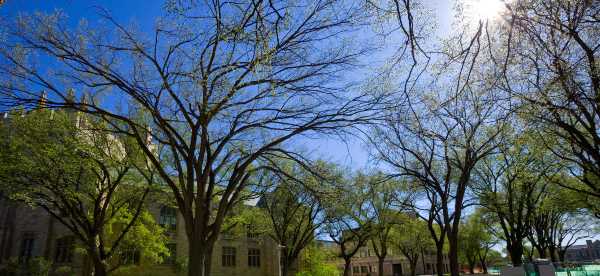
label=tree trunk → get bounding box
[187,235,215,276]
[508,242,524,267]
[548,246,558,262]
[343,258,352,276]
[92,257,108,276]
[378,256,385,276]
[558,250,566,263]
[281,257,291,276]
[469,261,475,274]
[536,245,547,259]
[435,243,445,276]
[480,257,488,274]
[448,232,460,276]
[409,259,417,276]
[88,235,108,276]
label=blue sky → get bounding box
[0,0,455,170]
[2,0,597,249]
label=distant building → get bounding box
[565,240,600,263]
[321,241,450,276]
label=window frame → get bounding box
[159,206,177,230]
[19,232,35,263]
[222,246,236,267]
[248,248,260,267]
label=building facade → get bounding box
[0,105,295,276]
[565,240,600,263]
[0,197,292,276]
[320,241,450,276]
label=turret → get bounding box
[38,91,47,108]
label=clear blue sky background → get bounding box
[0,0,454,170]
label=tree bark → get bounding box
[409,259,418,276]
[88,235,109,276]
[187,234,215,276]
[559,250,566,263]
[535,245,547,259]
[378,256,385,276]
[435,243,445,276]
[508,242,524,267]
[281,257,291,276]
[92,257,108,276]
[480,260,488,274]
[479,254,488,274]
[448,232,460,276]
[548,245,557,262]
[343,258,352,276]
[402,252,418,276]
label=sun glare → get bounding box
[465,0,506,22]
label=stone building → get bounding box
[0,197,292,276]
[319,239,450,276]
[345,248,449,276]
[565,240,600,263]
[0,102,295,276]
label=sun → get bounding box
[464,0,506,22]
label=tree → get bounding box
[373,67,506,276]
[113,210,170,267]
[0,109,160,276]
[295,243,340,276]
[392,216,434,276]
[260,162,336,276]
[322,174,373,276]
[0,1,385,275]
[362,173,410,276]
[458,211,497,274]
[496,0,600,212]
[528,186,592,262]
[474,130,560,266]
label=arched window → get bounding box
[159,206,177,230]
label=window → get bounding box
[361,266,368,273]
[54,236,74,263]
[353,266,359,273]
[248,248,260,267]
[159,206,177,230]
[120,247,141,265]
[222,247,236,267]
[19,233,35,263]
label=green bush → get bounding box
[112,265,177,276]
[54,265,74,276]
[3,257,52,276]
